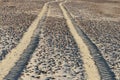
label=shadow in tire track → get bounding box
[61,2,116,80]
[3,7,47,80]
[3,20,43,80]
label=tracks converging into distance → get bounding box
[0,0,115,80]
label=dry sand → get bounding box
[59,2,101,80]
[47,1,63,18]
[0,2,49,80]
[0,0,109,80]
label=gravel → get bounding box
[19,17,86,80]
[64,0,120,79]
[0,0,50,60]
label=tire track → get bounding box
[0,2,49,80]
[59,2,101,80]
[62,1,116,80]
[60,1,116,80]
[18,2,86,80]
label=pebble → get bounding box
[19,17,86,80]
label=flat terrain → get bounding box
[19,17,86,80]
[64,0,120,79]
[0,0,50,60]
[0,0,119,80]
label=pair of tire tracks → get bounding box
[0,1,114,80]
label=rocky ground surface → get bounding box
[0,0,51,60]
[0,0,119,80]
[18,2,86,79]
[64,0,120,79]
[19,17,86,80]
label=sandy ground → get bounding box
[59,2,100,80]
[0,0,116,80]
[47,1,63,18]
[63,0,120,79]
[19,17,86,80]
[19,1,86,80]
[0,2,48,80]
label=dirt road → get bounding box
[0,0,116,80]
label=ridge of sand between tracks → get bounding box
[0,2,49,80]
[59,2,101,80]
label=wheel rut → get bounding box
[0,2,49,80]
[19,2,86,80]
[60,1,115,80]
[59,2,101,80]
[0,1,115,80]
